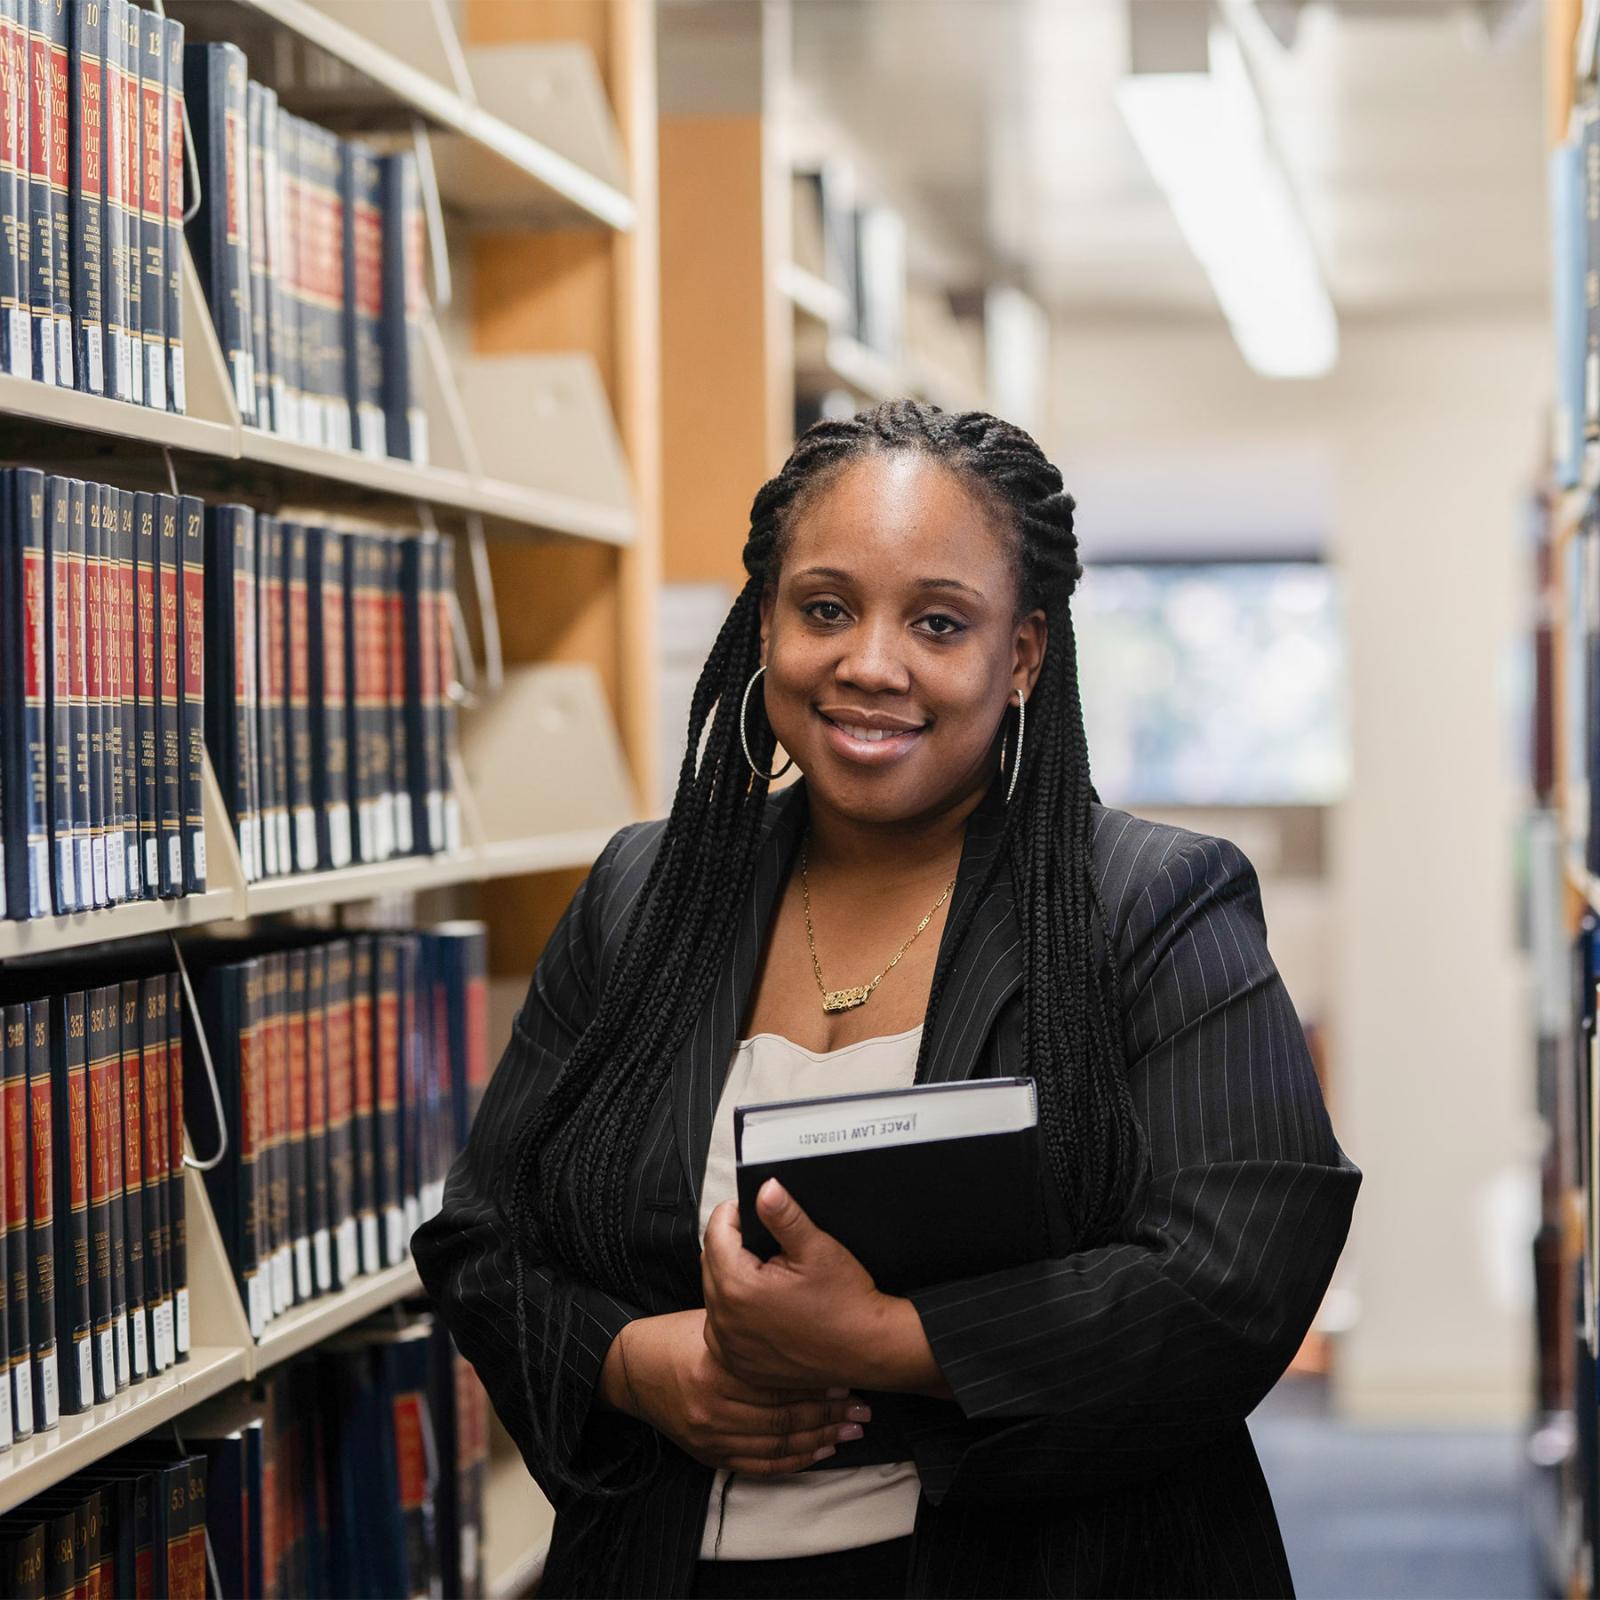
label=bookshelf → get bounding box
[0,0,662,1590]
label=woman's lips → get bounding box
[815,709,926,764]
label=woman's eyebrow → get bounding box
[794,565,985,600]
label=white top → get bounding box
[697,1025,926,1561]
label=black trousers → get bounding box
[688,1535,913,1599]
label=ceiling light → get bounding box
[1116,20,1337,378]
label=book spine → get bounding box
[351,938,377,1273]
[380,152,425,463]
[133,490,156,894]
[103,0,131,399]
[85,986,115,1401]
[239,508,261,880]
[323,129,346,449]
[259,84,287,435]
[256,514,282,877]
[117,488,139,899]
[324,940,355,1286]
[43,477,76,910]
[103,981,129,1388]
[53,990,91,1415]
[342,143,383,455]
[381,1336,434,1595]
[306,528,350,869]
[66,480,93,906]
[117,0,138,404]
[24,0,53,383]
[375,939,403,1264]
[165,970,185,1359]
[244,79,269,429]
[264,952,287,1315]
[140,973,168,1370]
[23,998,55,1429]
[69,0,105,395]
[402,534,440,855]
[2,1006,30,1440]
[182,42,250,420]
[99,485,128,904]
[0,0,28,378]
[238,961,264,1336]
[434,924,488,1155]
[283,949,309,1303]
[160,13,180,413]
[386,539,411,856]
[437,536,459,851]
[119,980,145,1382]
[285,522,315,870]
[306,942,330,1293]
[343,532,367,861]
[4,469,52,916]
[398,936,420,1237]
[137,4,162,408]
[155,492,181,895]
[367,536,392,859]
[203,505,254,882]
[268,518,290,874]
[268,100,296,439]
[292,115,318,446]
[179,494,204,892]
[85,485,109,905]
[40,0,66,384]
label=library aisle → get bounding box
[0,0,1576,1595]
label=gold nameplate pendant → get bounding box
[822,986,871,1013]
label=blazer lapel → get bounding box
[668,773,1026,1206]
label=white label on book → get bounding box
[0,1378,11,1449]
[14,1362,33,1437]
[114,1314,129,1388]
[107,833,126,903]
[314,1228,332,1292]
[294,808,317,872]
[193,830,206,881]
[171,348,186,415]
[59,845,76,907]
[337,1218,359,1286]
[426,793,443,852]
[361,1213,381,1275]
[411,412,429,467]
[294,1236,312,1302]
[90,835,108,905]
[7,309,29,375]
[38,320,55,386]
[444,797,461,855]
[97,1330,115,1399]
[30,842,48,908]
[85,326,103,394]
[273,1246,289,1312]
[738,1078,1038,1165]
[38,1351,58,1428]
[276,811,291,874]
[395,803,413,857]
[145,837,158,884]
[57,321,73,388]
[132,1311,148,1378]
[175,1289,189,1355]
[233,358,253,419]
[246,1272,265,1339]
[77,1337,94,1407]
[461,1528,477,1586]
[147,349,166,411]
[127,841,141,898]
[385,1205,405,1266]
[78,839,95,904]
[131,336,144,404]
[329,805,352,868]
[159,1300,175,1370]
[168,834,182,885]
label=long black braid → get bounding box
[502,399,1148,1501]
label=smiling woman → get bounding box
[412,400,1360,1600]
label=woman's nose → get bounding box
[835,622,912,694]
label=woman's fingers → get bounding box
[715,1395,870,1439]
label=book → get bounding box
[735,1076,1043,1293]
[155,492,180,895]
[284,947,309,1302]
[0,1038,10,1451]
[43,478,75,910]
[403,531,445,856]
[182,42,251,419]
[1,468,52,918]
[351,937,377,1273]
[284,520,316,870]
[137,4,164,408]
[0,0,28,379]
[66,0,105,395]
[306,941,331,1293]
[114,0,138,404]
[178,494,205,892]
[160,11,181,413]
[203,503,259,883]
[257,513,287,877]
[244,78,270,430]
[380,152,426,463]
[99,0,129,402]
[84,986,115,1401]
[165,970,185,1360]
[324,938,356,1285]
[65,480,93,905]
[386,538,412,856]
[23,0,53,384]
[306,527,350,870]
[260,83,287,436]
[374,937,403,1264]
[341,140,384,457]
[2,1004,31,1438]
[140,973,169,1370]
[23,997,55,1430]
[84,486,108,904]
[115,489,139,899]
[117,980,144,1382]
[133,490,156,893]
[52,989,91,1414]
[264,950,288,1312]
[104,987,128,1391]
[40,0,67,385]
[437,536,460,851]
[271,97,299,440]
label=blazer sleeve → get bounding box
[412,824,660,1507]
[903,831,1361,1505]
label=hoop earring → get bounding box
[740,665,794,781]
[999,689,1026,804]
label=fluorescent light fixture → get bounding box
[1116,23,1337,378]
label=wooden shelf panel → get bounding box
[0,889,238,961]
[248,1259,422,1376]
[240,852,483,917]
[778,262,850,328]
[0,374,236,459]
[484,1449,555,1600]
[0,1347,249,1515]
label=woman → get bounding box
[412,402,1360,1599]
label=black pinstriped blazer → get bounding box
[412,774,1361,1598]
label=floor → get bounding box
[1250,1377,1541,1600]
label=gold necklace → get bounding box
[799,835,957,1013]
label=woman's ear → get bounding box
[1014,608,1048,700]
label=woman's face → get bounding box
[757,452,1047,827]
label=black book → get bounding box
[374,937,403,1263]
[1,468,52,917]
[65,480,93,907]
[113,0,139,404]
[244,79,270,430]
[394,935,420,1237]
[261,84,291,436]
[306,525,350,869]
[38,0,67,385]
[155,491,181,895]
[351,937,378,1274]
[379,151,425,462]
[283,948,309,1303]
[139,973,169,1371]
[43,478,76,910]
[133,491,157,895]
[257,514,287,878]
[23,0,57,385]
[284,521,316,870]
[343,532,373,862]
[402,531,444,856]
[341,140,384,456]
[165,970,186,1360]
[160,13,182,413]
[137,4,164,408]
[22,998,54,1430]
[51,989,92,1415]
[182,42,251,420]
[0,1038,9,1452]
[2,1004,30,1438]
[306,941,331,1293]
[117,980,145,1382]
[735,1077,1044,1295]
[84,986,115,1402]
[324,939,356,1286]
[437,536,460,851]
[86,485,115,906]
[178,494,204,892]
[0,0,28,380]
[385,539,411,856]
[103,483,128,903]
[67,0,106,395]
[291,114,320,446]
[307,123,344,449]
[103,0,136,402]
[103,983,127,1389]
[203,504,259,882]
[1,1518,45,1597]
[264,951,288,1313]
[271,101,300,439]
[115,489,139,900]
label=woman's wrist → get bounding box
[601,1320,647,1418]
[855,1293,954,1400]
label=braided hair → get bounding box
[503,399,1148,1497]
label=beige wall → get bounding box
[1045,313,1548,1422]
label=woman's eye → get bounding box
[804,600,849,623]
[919,613,965,637]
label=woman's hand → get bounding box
[600,1308,872,1475]
[701,1180,952,1399]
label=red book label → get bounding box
[86,549,104,700]
[48,42,66,191]
[5,1075,26,1225]
[121,31,137,218]
[393,1393,426,1510]
[233,569,249,699]
[159,566,177,696]
[288,579,309,704]
[141,83,161,220]
[266,575,285,700]
[354,197,381,319]
[24,549,45,705]
[93,55,111,205]
[119,558,135,712]
[467,975,488,1091]
[286,999,306,1139]
[182,564,202,698]
[164,84,181,226]
[123,1039,141,1194]
[68,553,86,698]
[167,1020,182,1180]
[27,36,47,181]
[327,999,350,1124]
[0,23,17,172]
[352,994,373,1116]
[237,1015,255,1164]
[88,1053,111,1206]
[307,1006,325,1133]
[143,1012,164,1189]
[377,994,398,1112]
[222,104,241,246]
[30,1074,51,1223]
[67,1064,86,1214]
